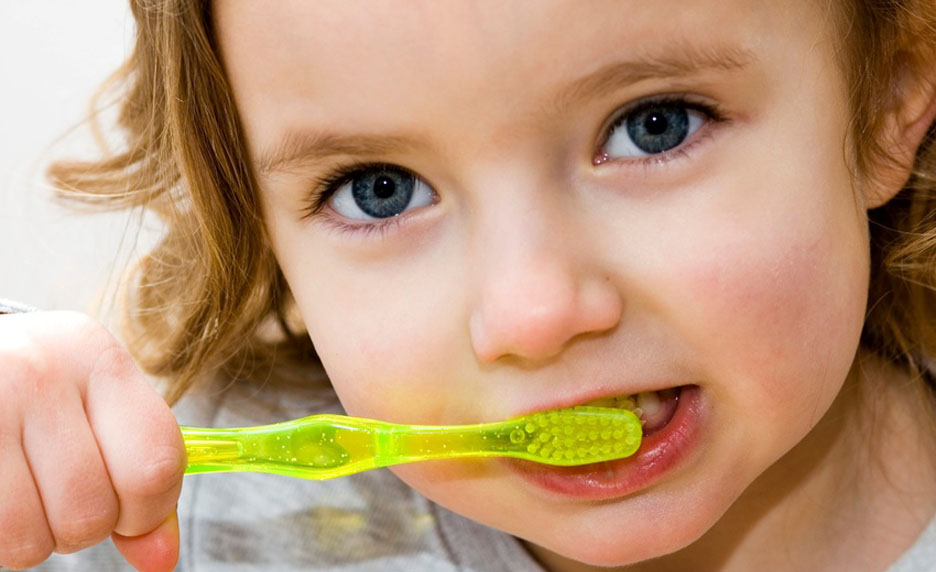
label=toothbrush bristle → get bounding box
[515,406,642,465]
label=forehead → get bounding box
[213,0,828,159]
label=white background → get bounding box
[0,2,159,320]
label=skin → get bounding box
[0,311,183,570]
[210,0,936,570]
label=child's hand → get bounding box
[0,311,185,571]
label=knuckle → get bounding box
[88,335,139,388]
[54,310,105,339]
[0,311,107,398]
[134,446,186,499]
[0,342,51,400]
[114,447,184,535]
[49,311,120,368]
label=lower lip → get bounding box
[503,385,705,501]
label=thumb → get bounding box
[112,509,180,572]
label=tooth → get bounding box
[636,392,662,418]
[632,407,646,425]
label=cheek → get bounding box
[669,200,868,427]
[290,254,470,423]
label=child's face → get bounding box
[216,0,870,566]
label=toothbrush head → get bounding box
[508,406,642,465]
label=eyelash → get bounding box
[302,94,728,232]
[301,162,408,231]
[595,93,728,170]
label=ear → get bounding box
[863,54,936,209]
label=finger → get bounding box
[85,343,185,537]
[0,433,55,569]
[21,381,118,554]
[112,509,180,572]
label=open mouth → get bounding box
[505,385,702,500]
[583,386,681,437]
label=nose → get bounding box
[468,205,623,364]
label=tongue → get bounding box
[636,388,679,435]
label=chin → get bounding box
[528,511,717,568]
[520,484,739,568]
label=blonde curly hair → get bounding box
[46,0,936,404]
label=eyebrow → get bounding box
[257,131,421,176]
[551,42,757,112]
[255,42,757,176]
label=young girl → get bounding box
[5,1,936,570]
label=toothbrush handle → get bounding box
[180,418,520,478]
[372,421,524,466]
[180,427,248,474]
[181,416,383,479]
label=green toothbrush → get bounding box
[182,405,642,480]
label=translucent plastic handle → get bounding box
[181,406,642,480]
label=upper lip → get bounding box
[510,382,685,419]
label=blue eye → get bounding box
[603,99,707,159]
[328,165,435,220]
